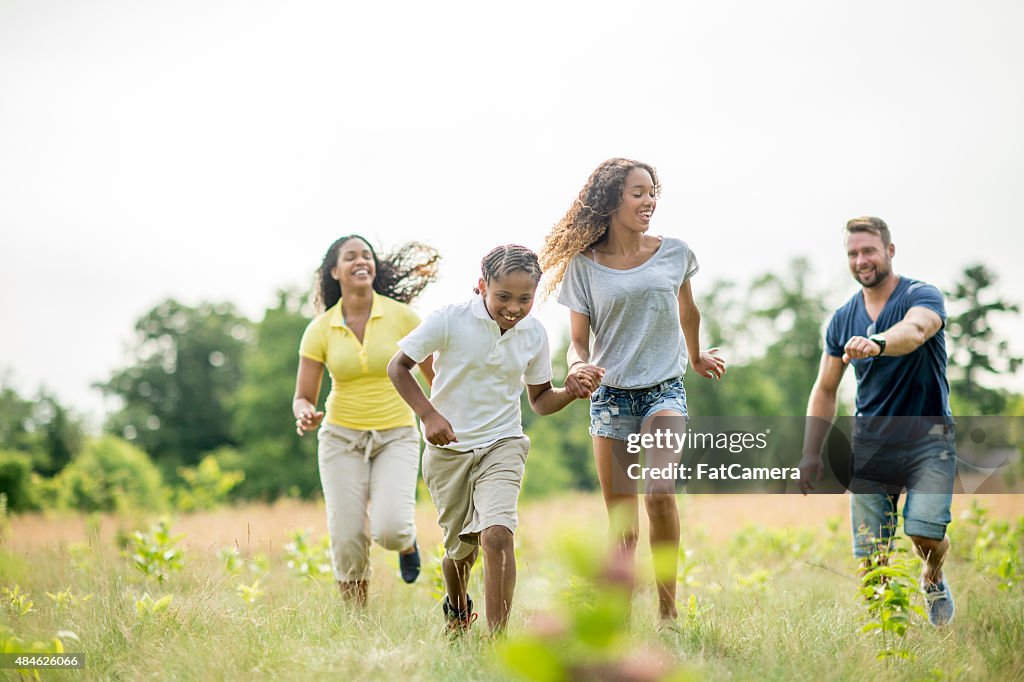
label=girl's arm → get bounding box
[293,357,326,436]
[526,381,575,416]
[565,310,604,398]
[388,350,456,445]
[678,280,726,381]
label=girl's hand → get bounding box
[423,411,458,446]
[691,347,726,381]
[295,409,325,436]
[566,362,605,399]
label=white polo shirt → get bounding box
[398,297,553,450]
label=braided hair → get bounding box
[539,158,660,297]
[315,234,440,312]
[473,245,543,294]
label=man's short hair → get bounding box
[845,216,891,248]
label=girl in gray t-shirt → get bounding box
[540,157,726,627]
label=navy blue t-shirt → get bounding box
[826,277,952,429]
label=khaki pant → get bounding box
[422,436,529,560]
[317,423,420,581]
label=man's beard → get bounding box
[853,261,891,288]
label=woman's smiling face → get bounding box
[331,237,376,290]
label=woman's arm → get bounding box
[678,280,726,380]
[293,356,326,436]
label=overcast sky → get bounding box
[2,0,1022,425]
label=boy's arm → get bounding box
[388,350,456,445]
[526,381,576,416]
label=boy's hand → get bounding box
[566,363,605,399]
[423,411,458,446]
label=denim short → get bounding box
[589,377,688,441]
[849,429,957,558]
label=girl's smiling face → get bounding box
[478,270,538,332]
[609,167,657,234]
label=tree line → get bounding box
[1,261,1019,512]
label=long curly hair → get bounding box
[539,158,660,297]
[314,234,440,312]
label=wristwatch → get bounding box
[868,334,887,357]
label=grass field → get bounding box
[2,494,1022,680]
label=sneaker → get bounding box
[923,579,955,626]
[399,541,421,584]
[442,594,478,636]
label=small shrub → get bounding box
[859,537,926,665]
[173,454,244,512]
[2,585,35,617]
[283,529,332,580]
[45,588,93,612]
[134,592,173,618]
[55,436,167,512]
[128,518,185,584]
[0,450,39,512]
[236,578,262,606]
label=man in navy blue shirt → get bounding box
[800,217,956,627]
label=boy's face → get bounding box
[478,270,538,332]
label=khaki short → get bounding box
[422,436,529,560]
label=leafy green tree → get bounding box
[99,299,253,472]
[685,258,827,417]
[0,383,83,475]
[230,289,325,499]
[946,265,1022,415]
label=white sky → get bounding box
[2,0,1022,426]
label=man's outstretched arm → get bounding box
[799,352,847,493]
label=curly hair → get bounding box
[314,235,440,312]
[539,158,660,297]
[472,244,543,294]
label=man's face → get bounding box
[845,231,894,288]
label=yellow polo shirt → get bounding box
[299,293,421,430]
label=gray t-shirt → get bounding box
[557,237,698,389]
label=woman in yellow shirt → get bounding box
[293,234,439,606]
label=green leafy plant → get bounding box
[45,587,94,612]
[135,592,173,618]
[2,585,35,617]
[499,530,689,681]
[859,536,925,665]
[128,518,185,584]
[236,578,263,606]
[283,529,331,580]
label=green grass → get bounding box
[1,496,1022,681]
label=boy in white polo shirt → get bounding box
[388,245,602,635]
